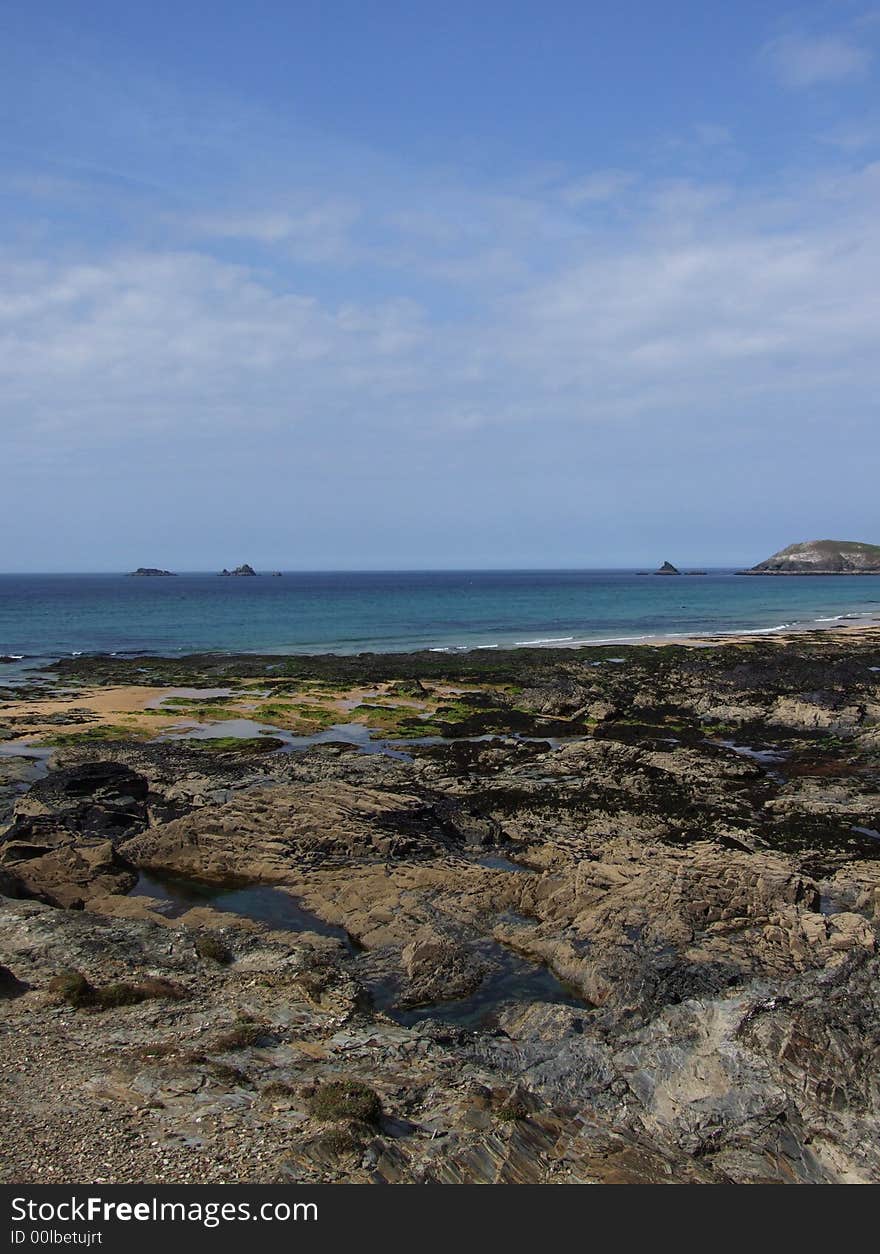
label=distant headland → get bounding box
[741,540,880,575]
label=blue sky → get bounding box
[2,1,879,569]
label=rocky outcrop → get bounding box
[4,761,149,843]
[2,630,880,1183]
[2,864,879,1183]
[0,962,27,998]
[220,564,257,576]
[743,539,880,575]
[3,839,137,908]
[120,779,471,879]
[0,756,44,827]
[0,761,148,906]
[654,561,680,574]
[128,568,175,577]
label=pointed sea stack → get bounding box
[654,561,681,575]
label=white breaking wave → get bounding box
[814,613,866,622]
[424,607,880,656]
[514,636,575,645]
[714,623,794,636]
[567,634,652,645]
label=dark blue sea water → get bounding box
[1,571,879,659]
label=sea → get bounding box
[1,570,880,661]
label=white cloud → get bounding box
[557,170,635,206]
[0,251,428,443]
[3,152,880,463]
[190,201,360,262]
[818,116,880,150]
[692,124,733,148]
[647,180,732,224]
[761,33,871,88]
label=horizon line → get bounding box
[0,565,752,576]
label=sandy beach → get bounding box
[2,619,880,747]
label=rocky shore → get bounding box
[2,630,880,1183]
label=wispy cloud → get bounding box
[761,32,872,88]
[557,170,635,206]
[818,115,880,150]
[0,250,432,464]
[3,22,880,566]
[189,201,360,261]
[4,157,880,455]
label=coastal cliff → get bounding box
[742,539,880,575]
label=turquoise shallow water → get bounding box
[1,570,879,658]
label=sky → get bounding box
[1,0,879,570]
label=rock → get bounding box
[3,761,150,848]
[0,963,28,998]
[2,838,138,908]
[0,761,148,906]
[385,679,430,698]
[400,929,487,1006]
[1,630,880,1183]
[129,568,176,577]
[743,539,880,575]
[0,756,45,827]
[654,561,681,575]
[219,565,257,576]
[119,774,479,881]
[0,866,25,897]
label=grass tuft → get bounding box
[307,1078,382,1126]
[194,933,234,965]
[48,969,186,1010]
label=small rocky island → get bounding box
[642,562,706,576]
[219,564,257,577]
[128,568,175,577]
[742,539,880,575]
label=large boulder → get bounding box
[2,839,137,909]
[5,760,150,845]
[0,761,146,907]
[0,963,28,998]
